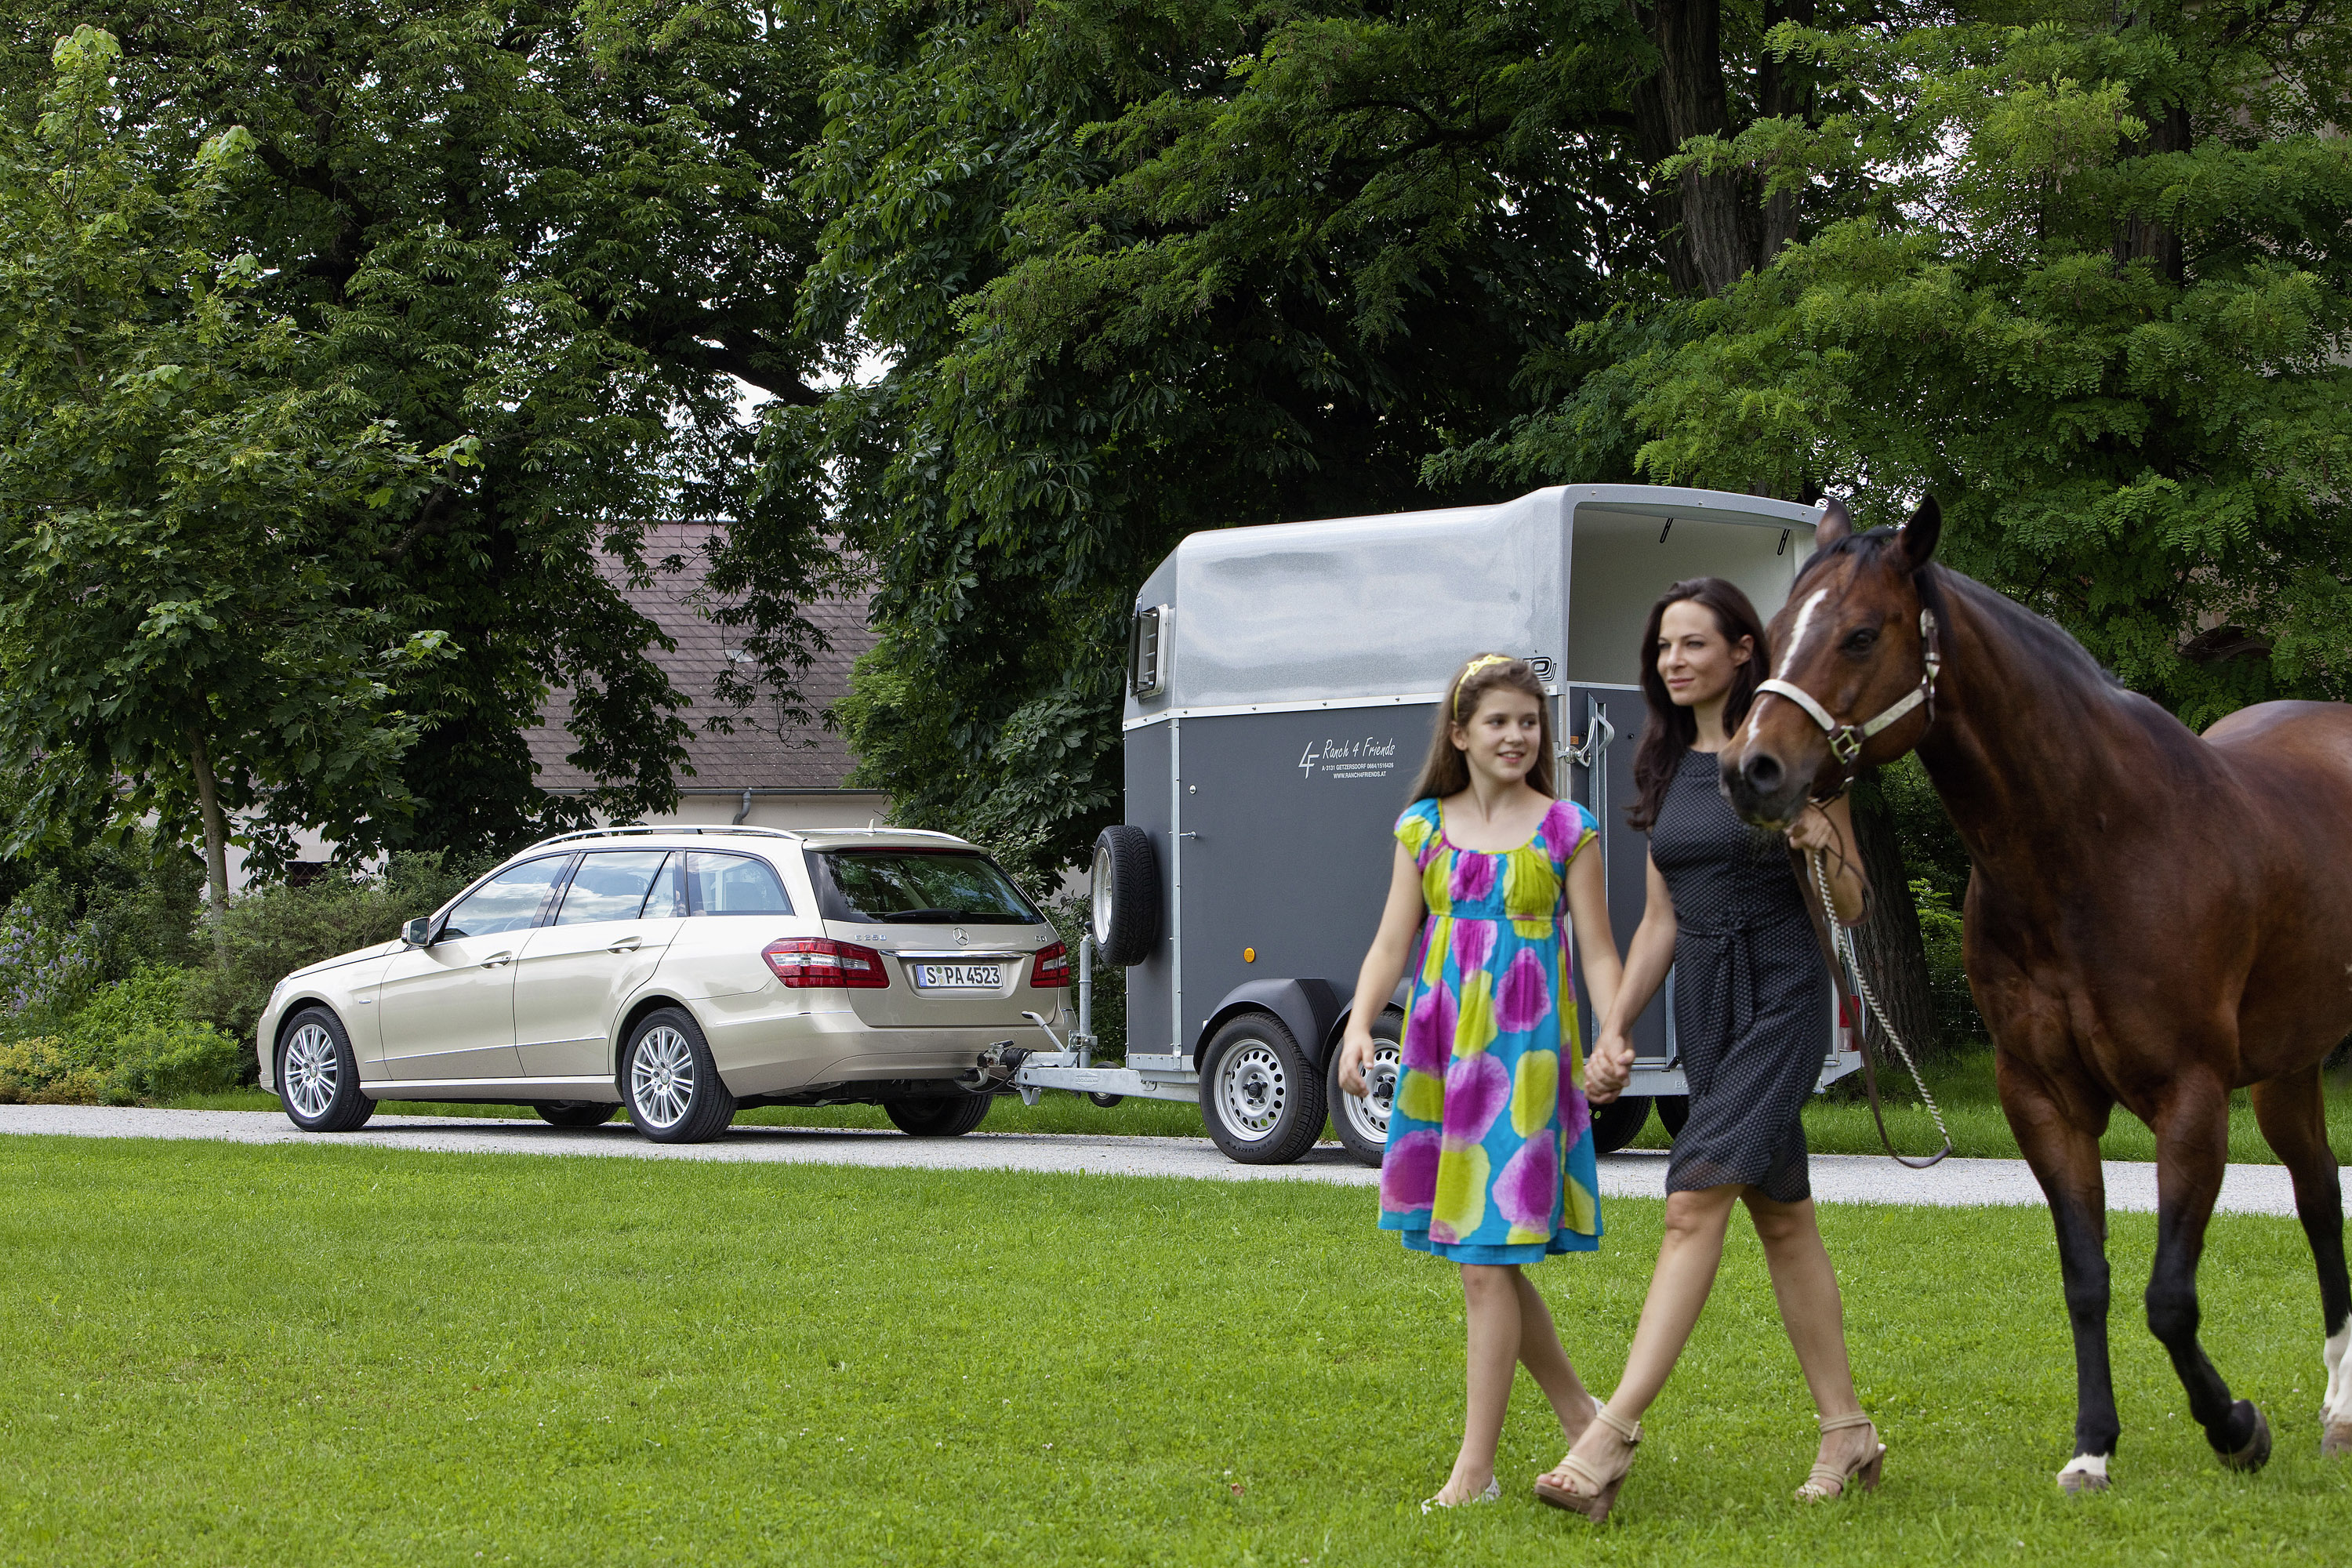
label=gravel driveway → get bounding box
[2,1104,2338,1217]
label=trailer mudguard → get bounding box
[1197,978,1345,1069]
[1327,979,1414,1054]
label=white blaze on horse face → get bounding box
[2056,1451,2110,1484]
[1750,586,1832,746]
[2325,1323,2351,1425]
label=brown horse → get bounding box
[1719,495,2352,1490]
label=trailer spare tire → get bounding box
[1090,825,1160,966]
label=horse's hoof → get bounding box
[2322,1421,2352,1459]
[2056,1454,2110,1494]
[2217,1402,2271,1472]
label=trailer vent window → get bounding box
[1129,604,1167,698]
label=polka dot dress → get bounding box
[1648,749,1832,1203]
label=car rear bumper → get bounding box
[705,1001,1065,1098]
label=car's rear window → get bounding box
[816,850,1042,925]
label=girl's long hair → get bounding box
[1627,579,1769,833]
[1407,655,1555,802]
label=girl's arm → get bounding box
[1336,842,1429,1096]
[1563,838,1622,1036]
[1585,852,1676,1104]
[1785,794,1867,926]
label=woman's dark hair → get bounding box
[1627,579,1769,833]
[1408,654,1555,802]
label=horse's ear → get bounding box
[1814,496,1853,547]
[1899,496,1942,570]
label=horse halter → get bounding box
[1754,606,1944,798]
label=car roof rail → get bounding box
[797,826,964,841]
[536,825,802,847]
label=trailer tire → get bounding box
[1655,1094,1690,1141]
[1200,1013,1325,1165]
[884,1093,994,1137]
[1090,826,1160,967]
[1327,1008,1401,1167]
[1590,1094,1653,1155]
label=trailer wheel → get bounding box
[1090,826,1160,966]
[1200,1013,1326,1165]
[1655,1094,1690,1141]
[1327,1008,1401,1167]
[1590,1094,1653,1155]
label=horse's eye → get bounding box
[1842,627,1879,655]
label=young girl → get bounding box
[1336,654,1625,1511]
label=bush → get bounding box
[185,851,487,1043]
[0,967,243,1105]
[1911,877,1980,1049]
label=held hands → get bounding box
[1584,1029,1635,1105]
[1336,1029,1374,1098]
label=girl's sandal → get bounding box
[1420,1478,1502,1514]
[1795,1410,1885,1501]
[1534,1404,1641,1521]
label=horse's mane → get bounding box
[1796,526,2125,696]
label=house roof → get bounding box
[525,524,876,793]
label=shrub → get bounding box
[0,967,243,1105]
[1911,877,1979,1048]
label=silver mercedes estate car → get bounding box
[256,826,1071,1142]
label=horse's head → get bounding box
[1721,495,1944,826]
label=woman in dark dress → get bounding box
[1536,578,1880,1520]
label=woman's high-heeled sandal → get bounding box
[1534,1403,1641,1521]
[1795,1410,1885,1501]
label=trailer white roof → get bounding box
[1126,485,1820,720]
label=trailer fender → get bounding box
[1196,978,1345,1070]
[1324,979,1414,1055]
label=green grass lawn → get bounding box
[169,1049,2352,1163]
[3,1138,2347,1566]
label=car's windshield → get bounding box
[819,851,1041,925]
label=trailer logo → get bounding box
[1298,735,1401,782]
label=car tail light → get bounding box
[764,938,889,989]
[1029,942,1071,989]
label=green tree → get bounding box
[0,2,849,862]
[0,26,455,947]
[1515,0,2352,723]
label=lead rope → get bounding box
[1808,848,1953,1169]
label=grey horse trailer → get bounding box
[1011,484,1863,1165]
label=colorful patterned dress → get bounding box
[1378,796,1603,1264]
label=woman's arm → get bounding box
[1785,794,1867,927]
[1584,852,1676,1104]
[1336,842,1429,1096]
[1563,840,1622,1033]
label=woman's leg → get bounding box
[1744,1192,1875,1475]
[1543,1185,1738,1486]
[1439,1263,1524,1501]
[1510,1271,1598,1444]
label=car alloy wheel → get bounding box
[629,1025,697,1131]
[282,1022,340,1121]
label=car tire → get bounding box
[1655,1094,1690,1141]
[1327,1007,1402,1167]
[1200,1012,1326,1166]
[534,1101,616,1128]
[1090,826,1160,967]
[1591,1094,1653,1155]
[278,1007,376,1133]
[883,1093,994,1137]
[621,1008,737,1143]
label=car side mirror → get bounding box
[401,916,433,947]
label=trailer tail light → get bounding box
[764,938,889,989]
[1029,942,1071,989]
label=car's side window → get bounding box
[685,853,792,916]
[440,858,571,939]
[554,851,673,926]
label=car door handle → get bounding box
[481,952,514,968]
[607,936,643,953]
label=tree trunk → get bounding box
[189,728,230,967]
[1846,780,1941,1063]
[2112,100,2189,284]
[1628,0,1751,297]
[1755,0,1815,268]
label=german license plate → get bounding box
[912,962,1003,992]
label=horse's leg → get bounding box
[2249,1067,2352,1457]
[2145,1071,2270,1470]
[1998,1050,2121,1491]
